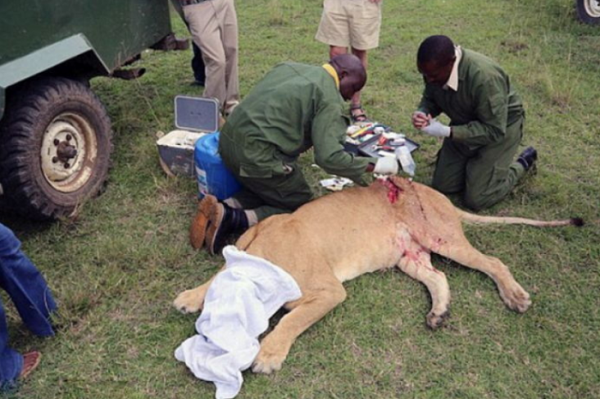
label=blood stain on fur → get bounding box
[380,178,402,204]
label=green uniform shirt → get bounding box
[418,49,524,150]
[220,62,375,184]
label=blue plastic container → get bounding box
[194,132,241,200]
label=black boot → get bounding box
[517,147,538,171]
[205,203,249,255]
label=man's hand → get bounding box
[373,157,399,175]
[412,111,431,129]
[421,119,451,138]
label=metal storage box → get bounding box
[157,96,219,177]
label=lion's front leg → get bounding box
[252,281,346,374]
[173,267,224,313]
[173,284,211,314]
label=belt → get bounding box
[180,0,210,5]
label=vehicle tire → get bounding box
[0,77,113,220]
[576,0,600,25]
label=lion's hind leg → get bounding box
[397,243,451,329]
[436,240,531,313]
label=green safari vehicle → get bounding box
[0,0,184,219]
[577,0,600,24]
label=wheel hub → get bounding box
[40,113,97,193]
[55,139,78,165]
[585,0,600,17]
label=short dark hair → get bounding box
[329,53,367,87]
[330,54,366,81]
[417,35,455,66]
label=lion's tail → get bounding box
[456,209,584,228]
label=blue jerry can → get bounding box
[194,132,241,200]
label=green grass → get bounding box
[3,0,600,397]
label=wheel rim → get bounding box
[40,112,98,193]
[585,0,600,18]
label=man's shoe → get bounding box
[517,146,538,171]
[189,195,219,250]
[223,101,239,118]
[205,203,249,255]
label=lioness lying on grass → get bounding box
[174,176,582,374]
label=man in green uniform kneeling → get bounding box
[412,35,537,211]
[191,54,397,255]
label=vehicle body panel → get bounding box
[0,0,172,119]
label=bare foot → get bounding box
[19,351,41,380]
[350,105,368,122]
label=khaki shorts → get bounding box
[315,0,382,51]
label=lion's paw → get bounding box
[173,289,204,314]
[251,347,287,374]
[500,283,531,313]
[426,309,450,329]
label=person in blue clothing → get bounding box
[0,223,57,390]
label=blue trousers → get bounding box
[0,223,56,386]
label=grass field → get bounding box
[2,0,599,398]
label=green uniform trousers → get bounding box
[221,152,314,221]
[432,116,526,210]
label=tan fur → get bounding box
[174,176,579,374]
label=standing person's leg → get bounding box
[184,0,227,109]
[0,224,56,337]
[347,0,382,121]
[349,48,367,121]
[317,0,368,121]
[220,0,240,115]
[329,46,348,57]
[319,0,369,120]
[0,297,41,390]
[0,297,22,388]
[317,0,351,58]
[191,43,206,86]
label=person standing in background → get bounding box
[170,1,206,87]
[315,0,383,123]
[180,0,240,116]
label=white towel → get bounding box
[174,245,302,399]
